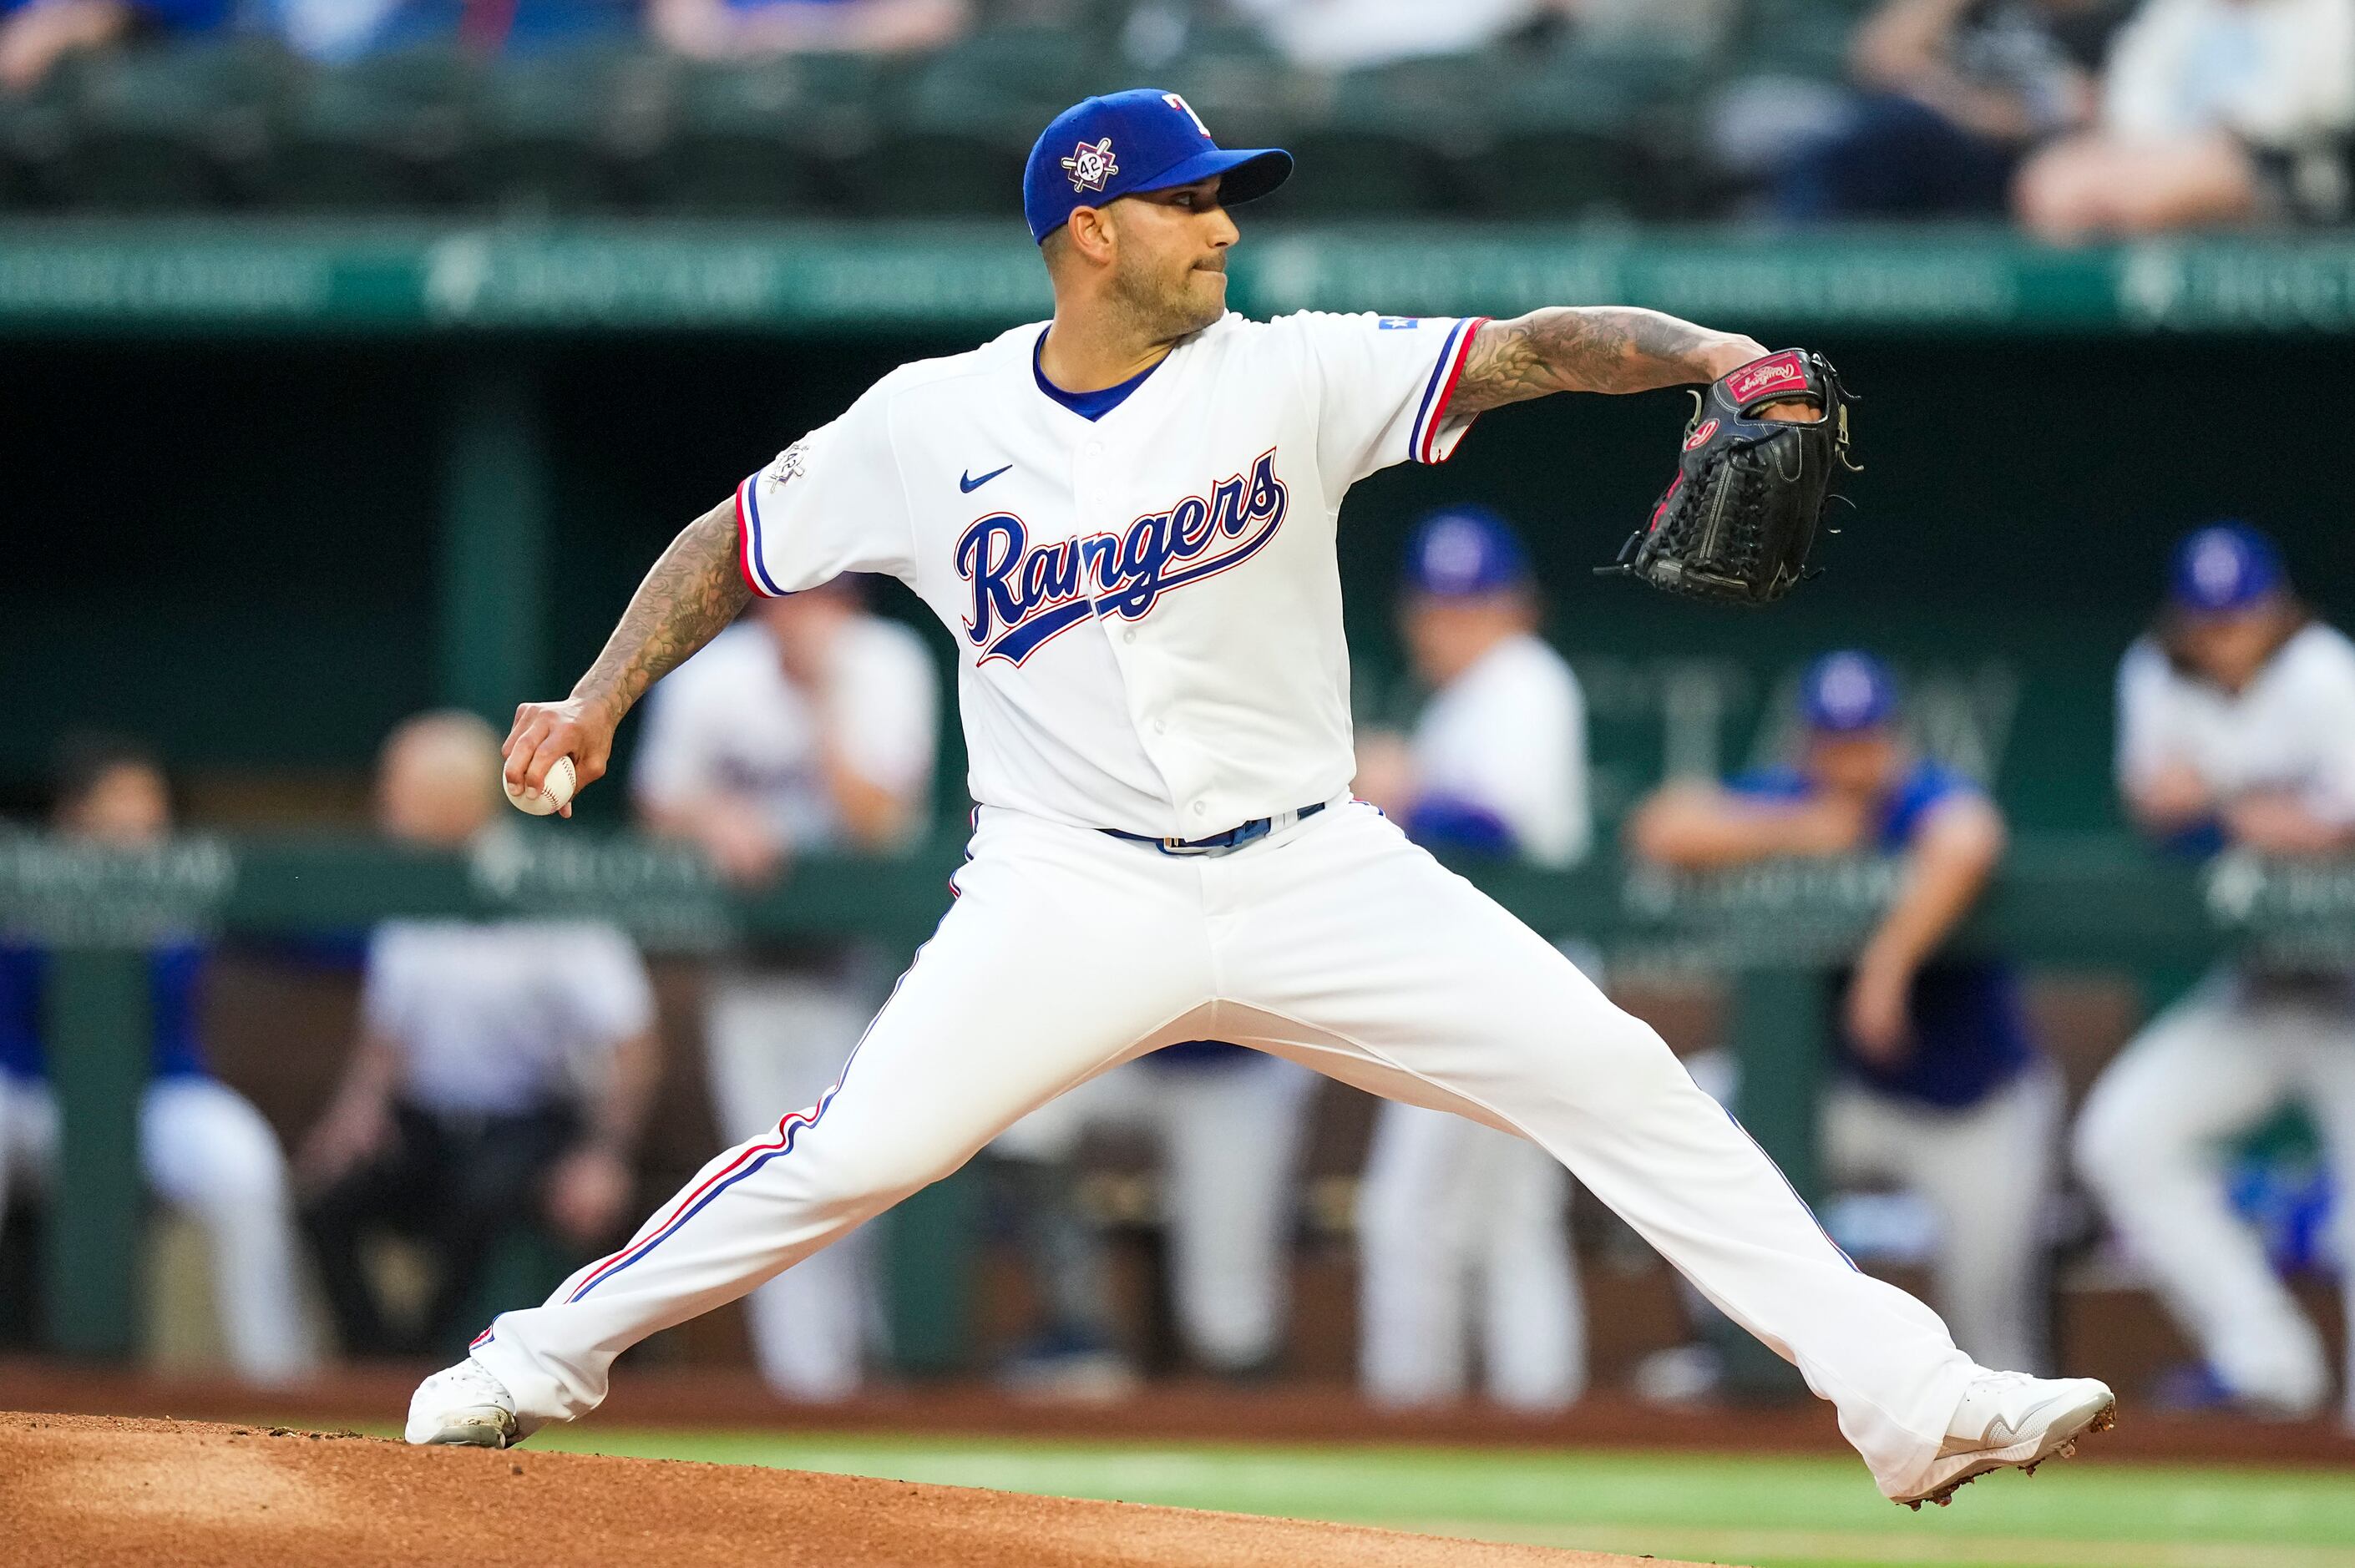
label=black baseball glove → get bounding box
[1599,348,1859,607]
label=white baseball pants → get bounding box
[473,802,1977,1497]
[702,970,882,1401]
[2074,972,2355,1418]
[0,1072,317,1386]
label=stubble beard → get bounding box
[1112,258,1225,345]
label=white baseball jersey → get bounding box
[2116,623,2355,826]
[631,616,939,851]
[1411,631,1591,869]
[362,921,655,1117]
[735,311,1487,841]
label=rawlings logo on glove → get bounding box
[1599,347,1859,608]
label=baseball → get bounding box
[504,755,576,817]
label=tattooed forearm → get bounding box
[1451,308,1768,414]
[572,497,751,721]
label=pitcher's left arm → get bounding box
[1450,308,1772,411]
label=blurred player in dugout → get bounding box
[1632,652,2060,1376]
[1349,506,1592,1410]
[299,713,661,1360]
[0,737,317,1385]
[630,577,938,1400]
[2077,524,2355,1422]
[983,1026,1313,1396]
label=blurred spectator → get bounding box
[1226,0,1567,71]
[299,712,659,1359]
[2075,524,2355,1420]
[1348,506,1591,1411]
[986,1042,1313,1395]
[1632,652,2059,1373]
[1772,0,2124,219]
[631,580,937,1401]
[0,0,229,94]
[2014,0,2355,239]
[0,736,316,1386]
[648,0,967,61]
[263,0,634,64]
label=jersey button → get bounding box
[1193,802,1208,817]
[1122,630,1137,645]
[1152,720,1167,734]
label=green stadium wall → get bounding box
[12,230,2355,833]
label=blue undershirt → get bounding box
[1033,331,1162,421]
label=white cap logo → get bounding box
[1061,138,1118,195]
[2190,534,2245,601]
[1423,519,1486,589]
[1815,654,1880,726]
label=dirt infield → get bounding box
[0,1412,1725,1568]
[8,1361,2351,1469]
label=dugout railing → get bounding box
[7,828,2348,1385]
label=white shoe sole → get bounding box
[1894,1388,2117,1510]
[408,1404,519,1449]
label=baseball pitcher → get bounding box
[408,89,2111,1509]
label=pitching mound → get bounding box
[2,1412,1722,1567]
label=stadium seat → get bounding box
[1472,39,1716,220]
[1272,55,1495,219]
[1138,21,1292,130]
[1730,0,1877,82]
[52,41,292,210]
[463,43,648,214]
[261,47,482,210]
[640,53,878,216]
[834,27,1101,218]
[0,65,73,210]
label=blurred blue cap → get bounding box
[2169,523,2286,615]
[1403,506,1532,598]
[1024,89,1292,244]
[1799,650,1899,734]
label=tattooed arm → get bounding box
[1451,308,1775,415]
[500,496,751,812]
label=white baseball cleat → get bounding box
[1894,1370,2116,1510]
[405,1358,534,1448]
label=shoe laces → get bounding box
[433,1360,506,1399]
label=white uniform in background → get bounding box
[989,1044,1313,1372]
[363,920,656,1116]
[472,311,1981,1501]
[2076,623,2355,1418]
[1358,631,1593,1409]
[2101,0,2355,151]
[631,616,938,1399]
[0,937,314,1387]
[0,1071,315,1385]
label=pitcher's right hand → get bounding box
[504,696,618,819]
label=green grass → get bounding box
[524,1427,2355,1568]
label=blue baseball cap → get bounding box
[1403,506,1532,598]
[1799,650,1900,734]
[1024,89,1292,245]
[2169,522,2287,615]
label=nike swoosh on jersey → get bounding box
[960,464,1014,493]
